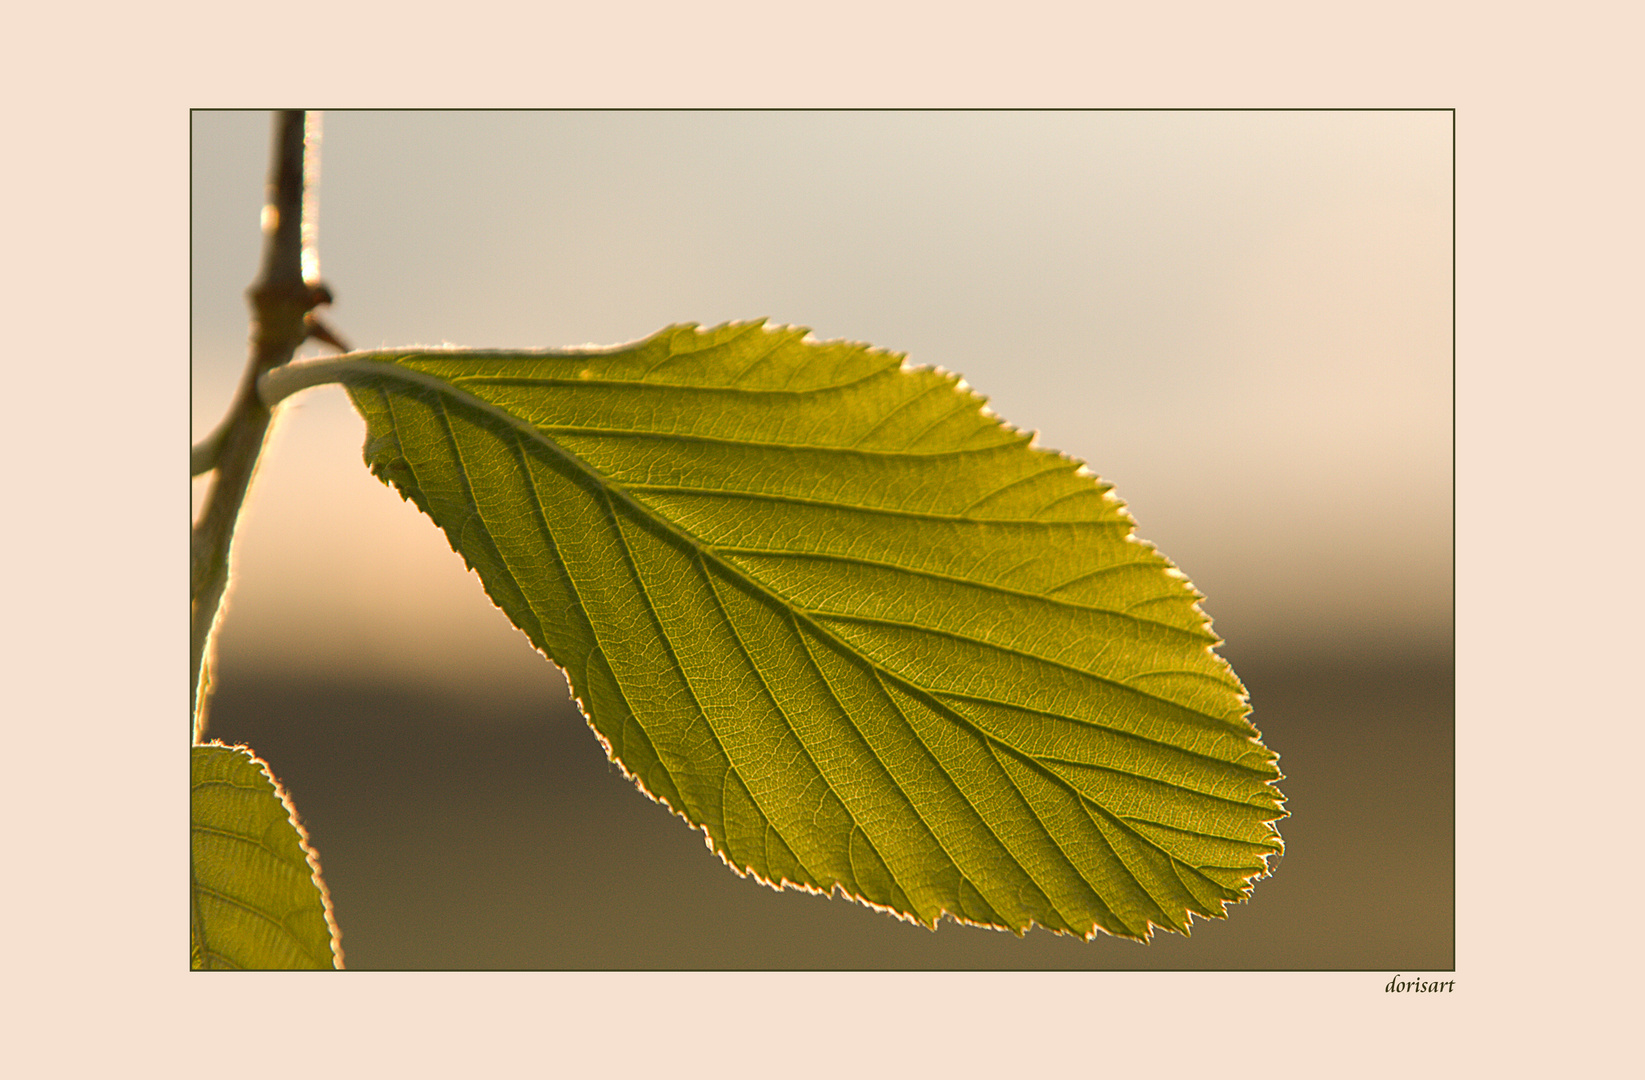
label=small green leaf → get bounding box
[330,321,1284,941]
[191,743,340,969]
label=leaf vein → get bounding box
[956,459,1078,515]
[984,740,1125,934]
[191,883,307,940]
[698,556,836,890]
[449,361,894,398]
[432,396,549,647]
[814,611,1237,717]
[932,688,1274,776]
[298,343,1280,938]
[626,483,1137,527]
[867,661,1155,937]
[714,547,1177,622]
[524,424,1037,460]
[867,665,1076,933]
[1118,814,1283,851]
[598,493,735,839]
[787,621,929,917]
[191,822,288,855]
[847,378,944,448]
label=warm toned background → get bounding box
[193,110,1452,969]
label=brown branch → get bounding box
[191,110,335,738]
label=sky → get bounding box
[193,110,1452,694]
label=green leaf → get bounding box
[191,743,341,969]
[324,321,1284,941]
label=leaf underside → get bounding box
[341,321,1284,942]
[191,744,340,969]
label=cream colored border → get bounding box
[17,2,1637,1074]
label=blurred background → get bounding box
[192,110,1452,969]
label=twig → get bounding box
[190,110,334,738]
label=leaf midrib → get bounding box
[347,358,1278,935]
[812,609,1238,712]
[866,660,1089,935]
[877,656,1263,932]
[351,360,1239,727]
[930,684,1278,779]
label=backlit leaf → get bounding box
[298,321,1283,941]
[191,743,341,969]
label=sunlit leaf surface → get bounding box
[191,744,340,969]
[337,321,1284,940]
